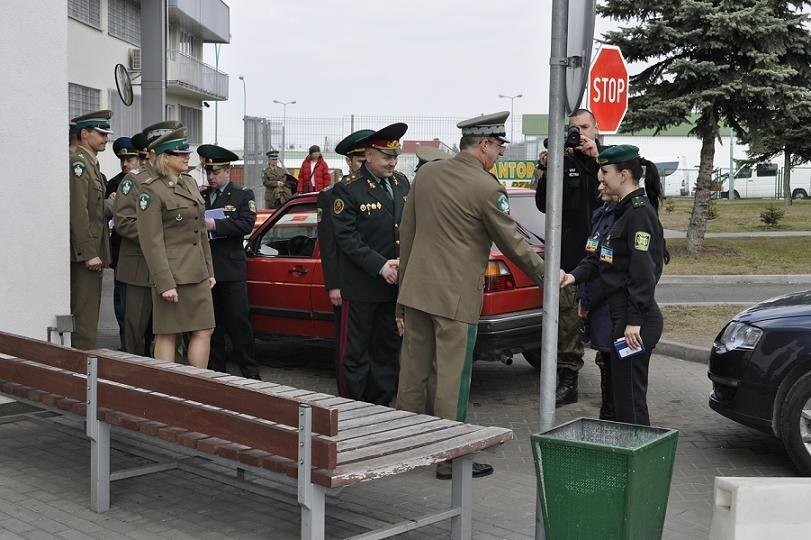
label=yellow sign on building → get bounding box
[489,160,537,188]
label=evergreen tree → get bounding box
[598,0,811,253]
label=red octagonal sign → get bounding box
[588,45,629,135]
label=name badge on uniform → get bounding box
[224,205,236,212]
[585,237,599,253]
[600,245,614,265]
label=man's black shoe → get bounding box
[436,462,494,480]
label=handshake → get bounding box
[380,259,400,285]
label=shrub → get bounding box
[664,198,675,214]
[707,199,719,220]
[760,205,785,227]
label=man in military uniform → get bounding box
[107,137,141,349]
[395,112,545,479]
[535,108,602,406]
[131,132,149,166]
[200,144,260,379]
[331,123,410,404]
[262,149,292,209]
[113,121,184,356]
[319,129,373,395]
[69,110,114,350]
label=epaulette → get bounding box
[342,172,361,185]
[392,170,407,181]
[135,167,157,184]
[631,196,646,209]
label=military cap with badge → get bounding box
[131,132,149,159]
[70,109,114,135]
[137,127,192,211]
[596,144,639,166]
[363,123,408,156]
[198,144,255,214]
[415,145,452,172]
[335,129,375,157]
[266,149,279,160]
[457,111,510,143]
[112,137,139,159]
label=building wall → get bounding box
[0,1,70,339]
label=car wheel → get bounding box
[732,190,740,200]
[792,189,808,200]
[778,372,811,475]
[523,349,542,370]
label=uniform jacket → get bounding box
[203,182,257,282]
[535,149,602,271]
[262,164,291,208]
[69,146,111,265]
[317,185,340,291]
[297,156,331,194]
[113,164,154,287]
[570,188,665,326]
[332,164,410,303]
[576,202,616,352]
[106,170,126,269]
[398,152,545,325]
[136,171,214,294]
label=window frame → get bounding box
[68,0,102,30]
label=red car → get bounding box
[245,188,545,369]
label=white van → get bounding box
[721,163,811,199]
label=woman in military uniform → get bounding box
[562,145,669,426]
[136,128,215,367]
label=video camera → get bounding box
[543,125,582,150]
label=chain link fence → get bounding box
[243,114,537,206]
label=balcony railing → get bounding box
[168,0,229,43]
[166,50,228,101]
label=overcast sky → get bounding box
[202,1,619,149]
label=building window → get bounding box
[179,105,202,144]
[68,0,101,29]
[109,90,142,138]
[179,30,199,57]
[109,0,141,46]
[68,83,101,119]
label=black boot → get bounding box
[597,353,615,420]
[555,368,578,407]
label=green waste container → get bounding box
[531,417,678,540]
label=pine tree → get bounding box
[598,0,811,253]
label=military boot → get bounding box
[555,368,578,407]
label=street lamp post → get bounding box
[272,99,296,165]
[498,93,523,143]
[238,76,247,119]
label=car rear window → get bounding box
[508,193,544,246]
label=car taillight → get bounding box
[484,261,515,292]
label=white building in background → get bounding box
[67,0,230,173]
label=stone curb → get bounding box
[661,274,811,285]
[657,340,709,365]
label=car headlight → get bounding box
[716,321,763,352]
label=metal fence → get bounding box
[243,114,536,205]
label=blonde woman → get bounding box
[136,128,215,366]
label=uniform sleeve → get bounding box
[317,190,340,291]
[113,176,139,241]
[214,190,257,238]
[534,170,548,213]
[625,208,659,325]
[396,173,418,318]
[136,184,175,293]
[69,157,98,261]
[331,182,388,278]
[261,169,272,187]
[202,222,214,278]
[570,252,600,285]
[481,185,545,284]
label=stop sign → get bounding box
[588,45,629,134]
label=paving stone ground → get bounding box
[0,273,797,538]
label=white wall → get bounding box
[0,1,70,339]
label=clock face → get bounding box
[115,63,133,107]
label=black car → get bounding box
[708,290,811,474]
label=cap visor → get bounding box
[378,148,401,156]
[94,127,114,135]
[495,135,510,144]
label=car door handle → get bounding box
[288,266,308,276]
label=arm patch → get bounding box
[634,231,651,251]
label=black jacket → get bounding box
[535,150,601,271]
[316,185,340,291]
[204,182,257,282]
[331,164,410,303]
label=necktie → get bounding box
[210,189,219,205]
[381,178,393,199]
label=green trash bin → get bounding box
[531,417,678,540]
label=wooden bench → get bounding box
[0,331,512,539]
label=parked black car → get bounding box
[708,290,811,474]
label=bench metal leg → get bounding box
[451,455,474,540]
[86,355,110,513]
[301,483,326,540]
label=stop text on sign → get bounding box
[591,77,626,104]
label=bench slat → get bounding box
[339,409,415,430]
[0,357,85,402]
[314,426,514,488]
[336,418,456,452]
[0,333,86,373]
[332,414,441,442]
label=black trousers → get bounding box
[607,293,663,426]
[337,300,400,405]
[209,280,260,379]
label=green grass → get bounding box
[660,305,743,348]
[660,198,811,232]
[664,237,811,275]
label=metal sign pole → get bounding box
[536,0,569,538]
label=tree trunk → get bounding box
[784,146,792,206]
[686,126,717,255]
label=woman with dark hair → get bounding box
[561,144,669,425]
